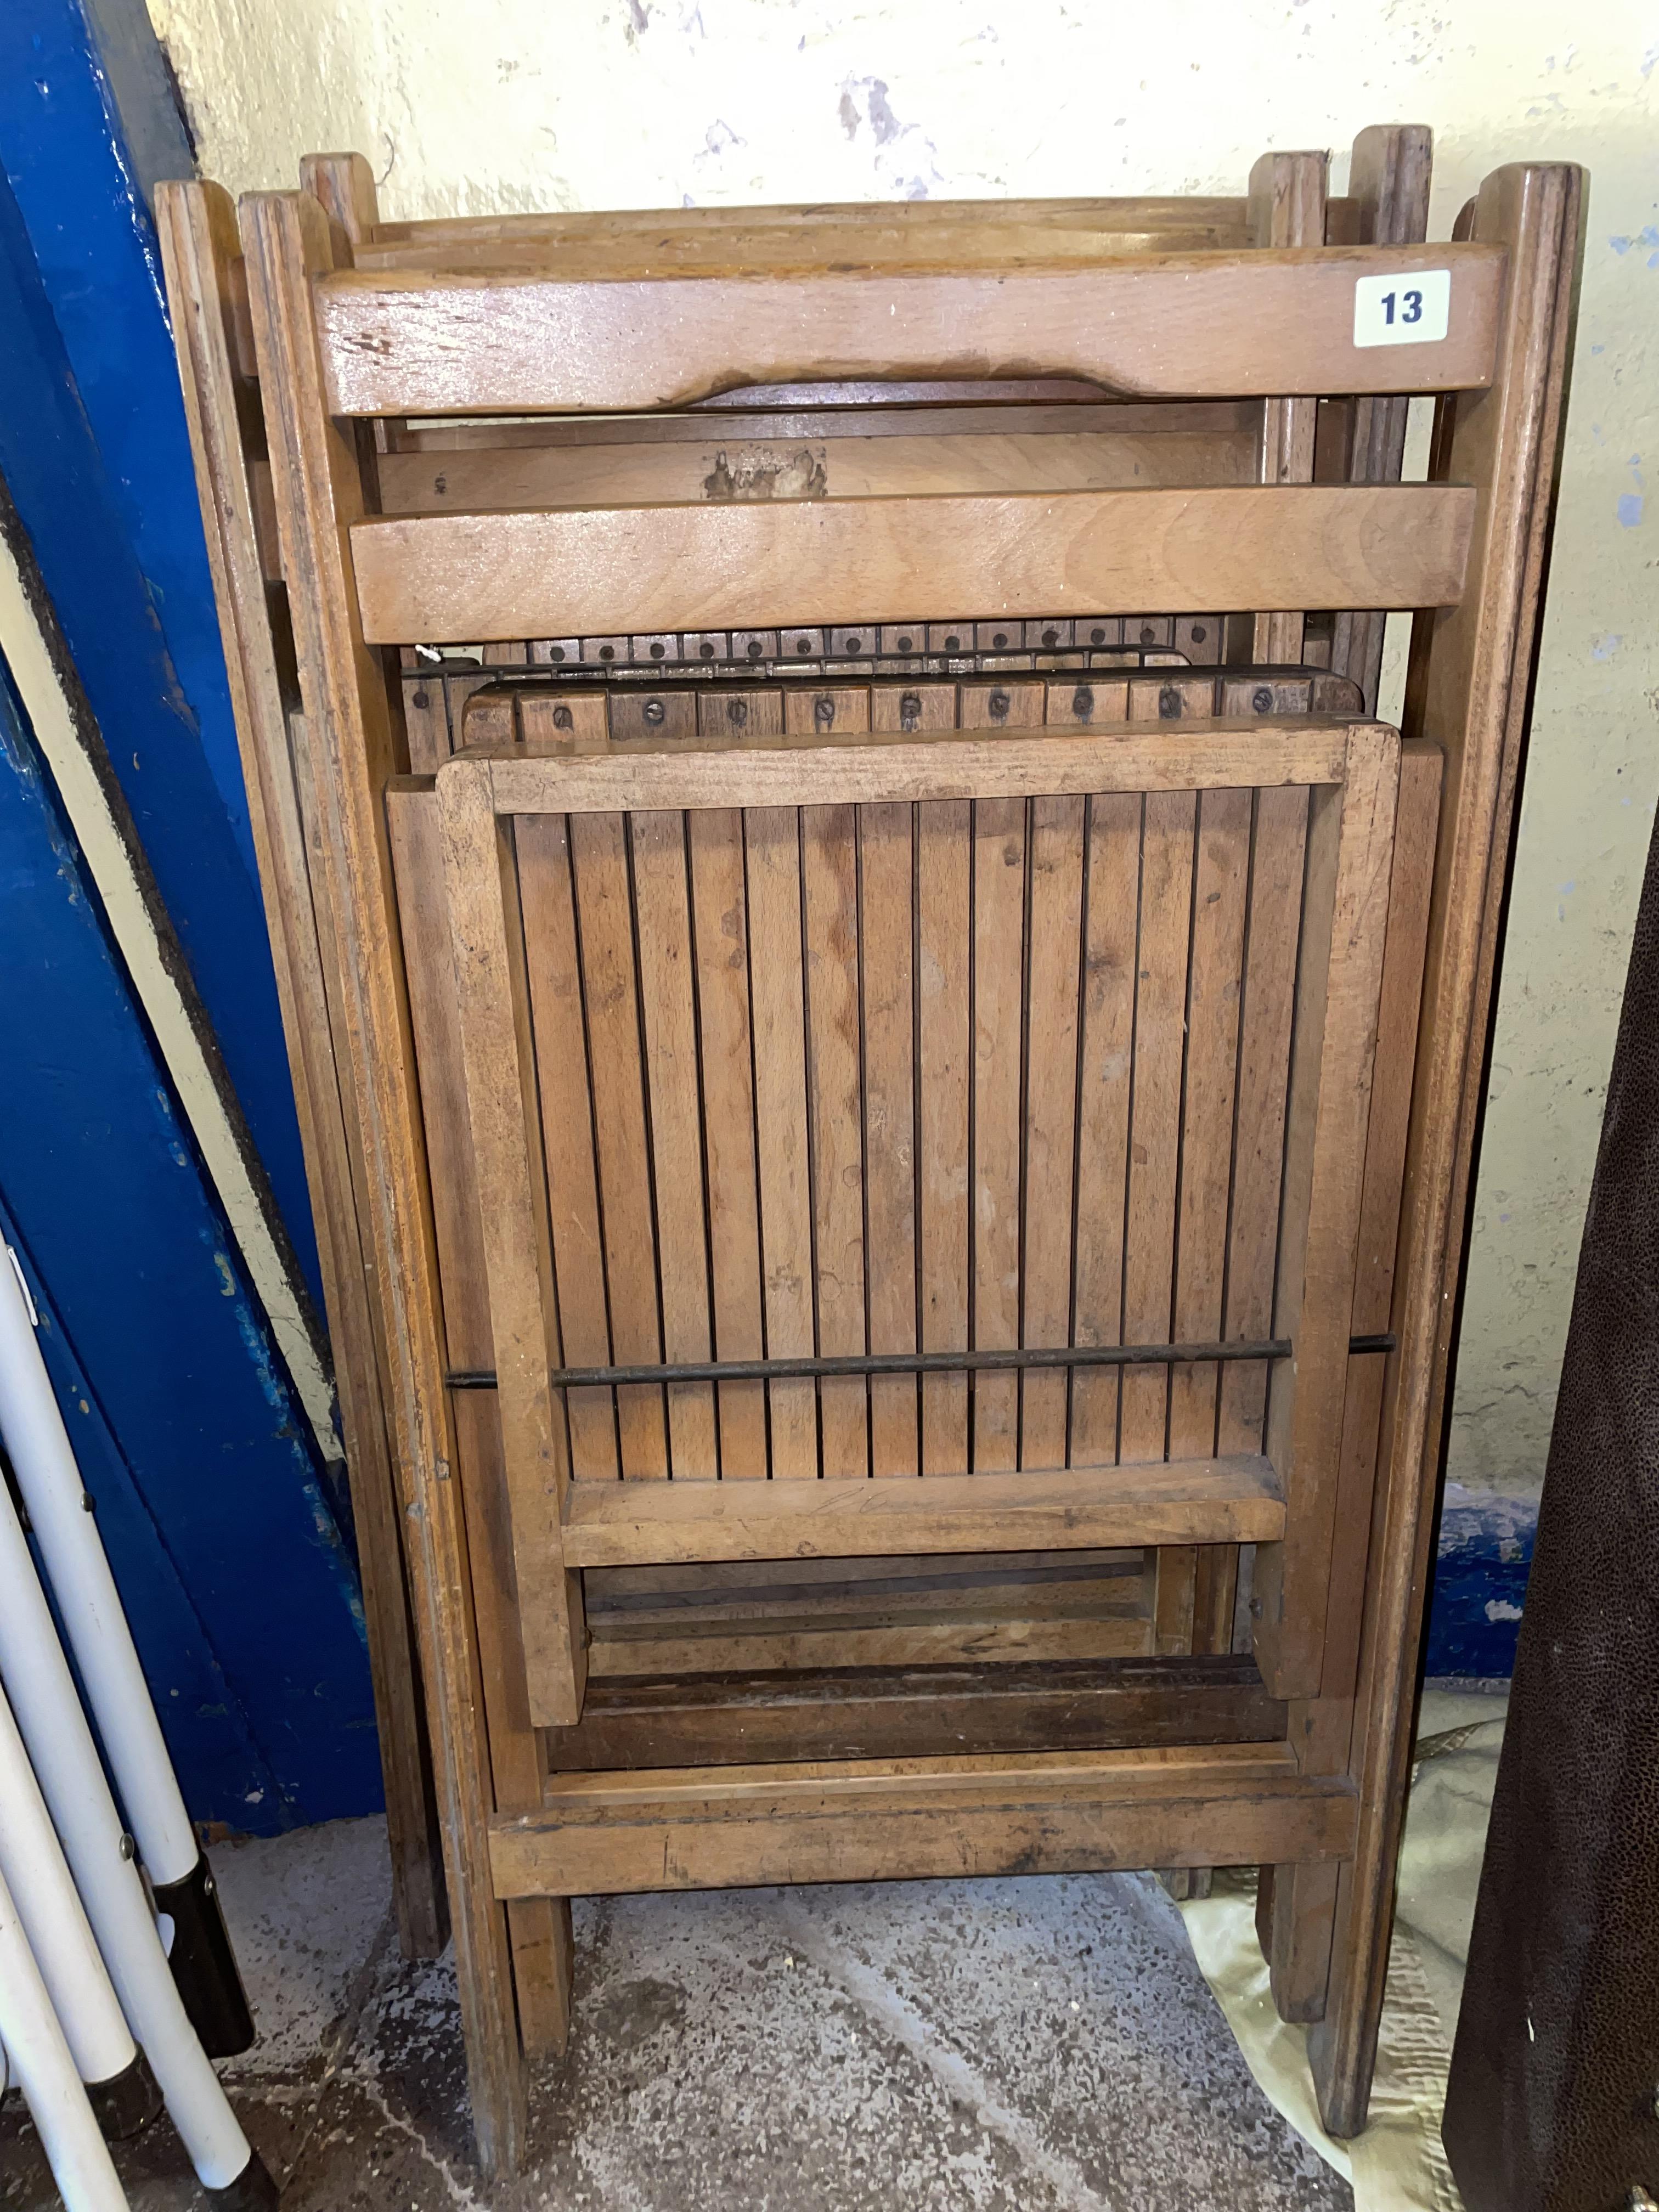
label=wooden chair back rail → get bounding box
[449,669,1363,762]
[351,483,1475,649]
[315,244,1505,417]
[431,718,1397,1726]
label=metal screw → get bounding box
[1158,685,1182,719]
[1042,628,1059,647]
[1139,624,1157,644]
[699,641,715,659]
[549,646,566,663]
[1192,624,1207,644]
[845,635,863,654]
[899,692,922,733]
[814,695,836,729]
[552,706,573,732]
[1090,627,1106,646]
[795,637,812,656]
[726,700,748,728]
[1071,686,1094,721]
[599,645,615,662]
[897,635,915,653]
[992,631,1009,648]
[411,687,429,709]
[1252,685,1274,713]
[945,634,961,651]
[649,641,666,660]
[119,1834,136,1861]
[988,689,1011,723]
[748,640,764,659]
[642,699,666,727]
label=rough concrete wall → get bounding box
[147,0,1659,1501]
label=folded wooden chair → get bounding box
[159,132,1424,1979]
[173,136,1577,2178]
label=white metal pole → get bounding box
[0,1857,131,2212]
[0,1480,269,2199]
[0,1681,133,2087]
[0,1245,196,1885]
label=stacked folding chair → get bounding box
[159,130,1581,2176]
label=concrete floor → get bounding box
[1,1819,1351,2210]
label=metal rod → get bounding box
[443,1333,1397,1391]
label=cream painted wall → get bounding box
[149,0,1659,1499]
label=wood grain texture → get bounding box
[1250,152,1329,665]
[918,800,972,1473]
[477,725,1353,814]
[490,1741,1356,1898]
[1307,165,1582,2141]
[351,483,1476,646]
[514,816,619,1483]
[375,420,1261,516]
[972,796,1026,1468]
[317,245,1505,415]
[155,179,446,1959]
[803,804,869,1474]
[239,189,527,2174]
[1250,726,1400,1699]
[562,1454,1283,1568]
[744,806,819,1475]
[538,1654,1286,1771]
[686,811,768,1475]
[860,802,919,1475]
[437,763,590,1724]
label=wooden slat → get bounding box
[538,1655,1288,1771]
[686,811,768,1475]
[1120,791,1196,1493]
[477,724,1353,815]
[489,1741,1356,1899]
[1251,151,1329,665]
[802,804,868,1474]
[240,190,528,2172]
[1329,125,1436,711]
[1020,795,1085,1468]
[860,801,918,1474]
[744,806,819,1475]
[356,191,1260,256]
[972,795,1025,1468]
[1163,789,1253,1648]
[375,419,1262,516]
[1308,169,1582,2142]
[1251,726,1400,1696]
[562,1453,1283,1567]
[317,244,1506,415]
[567,813,669,1479]
[1217,788,1311,1469]
[437,763,590,1728]
[631,812,719,1477]
[514,817,619,1481]
[917,800,972,1472]
[1069,794,1141,1465]
[352,483,1477,645]
[156,180,447,1961]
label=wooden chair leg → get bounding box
[510,1898,574,2058]
[1257,1859,1339,2023]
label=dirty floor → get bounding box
[0,1817,1351,2210]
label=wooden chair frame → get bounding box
[159,126,1577,2176]
[156,134,1424,1972]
